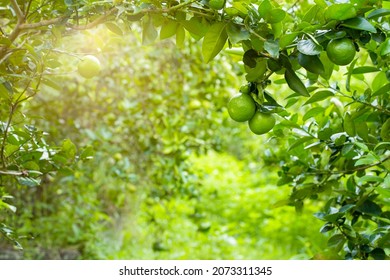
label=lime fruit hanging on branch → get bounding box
[248,111,276,135]
[326,38,356,65]
[77,55,102,79]
[227,93,256,122]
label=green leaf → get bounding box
[297,39,323,56]
[341,224,356,238]
[318,127,333,140]
[0,83,10,100]
[288,136,314,151]
[354,142,369,152]
[264,39,279,58]
[231,1,248,16]
[324,4,357,21]
[341,17,377,33]
[324,212,344,223]
[319,51,334,80]
[372,83,390,97]
[0,201,17,213]
[17,177,41,187]
[80,145,94,160]
[42,78,61,91]
[202,22,228,63]
[304,90,334,105]
[345,58,357,92]
[160,20,178,40]
[142,16,158,45]
[303,5,323,23]
[181,17,207,40]
[266,9,286,24]
[376,186,390,199]
[209,0,225,10]
[357,200,382,216]
[285,69,310,97]
[339,204,355,213]
[380,38,390,56]
[245,59,267,82]
[357,175,384,184]
[272,22,283,38]
[351,66,380,74]
[258,0,272,19]
[5,144,19,156]
[62,138,77,159]
[243,49,258,68]
[320,223,334,233]
[298,53,325,74]
[367,8,390,20]
[226,23,250,44]
[343,112,356,137]
[279,32,298,49]
[224,47,244,56]
[176,25,185,48]
[303,107,325,121]
[354,153,377,166]
[370,248,386,260]
[105,22,123,36]
[381,119,390,141]
[327,234,346,249]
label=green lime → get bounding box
[227,93,256,122]
[326,38,356,66]
[248,111,275,135]
[78,55,101,78]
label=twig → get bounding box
[10,0,25,23]
[19,16,69,30]
[289,154,390,176]
[0,170,24,176]
[66,7,117,30]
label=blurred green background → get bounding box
[1,27,327,259]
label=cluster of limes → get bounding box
[227,85,276,135]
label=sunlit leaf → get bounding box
[202,22,228,63]
[285,69,310,97]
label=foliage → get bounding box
[0,0,389,259]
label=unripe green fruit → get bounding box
[78,55,101,79]
[248,112,276,135]
[227,93,256,122]
[326,38,356,66]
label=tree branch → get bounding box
[66,0,196,30]
[0,170,24,176]
[10,0,25,23]
[66,8,117,30]
[19,15,69,30]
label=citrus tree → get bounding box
[0,0,389,259]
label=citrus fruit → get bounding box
[326,38,356,65]
[78,55,101,78]
[248,111,275,135]
[189,99,202,110]
[227,93,256,122]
